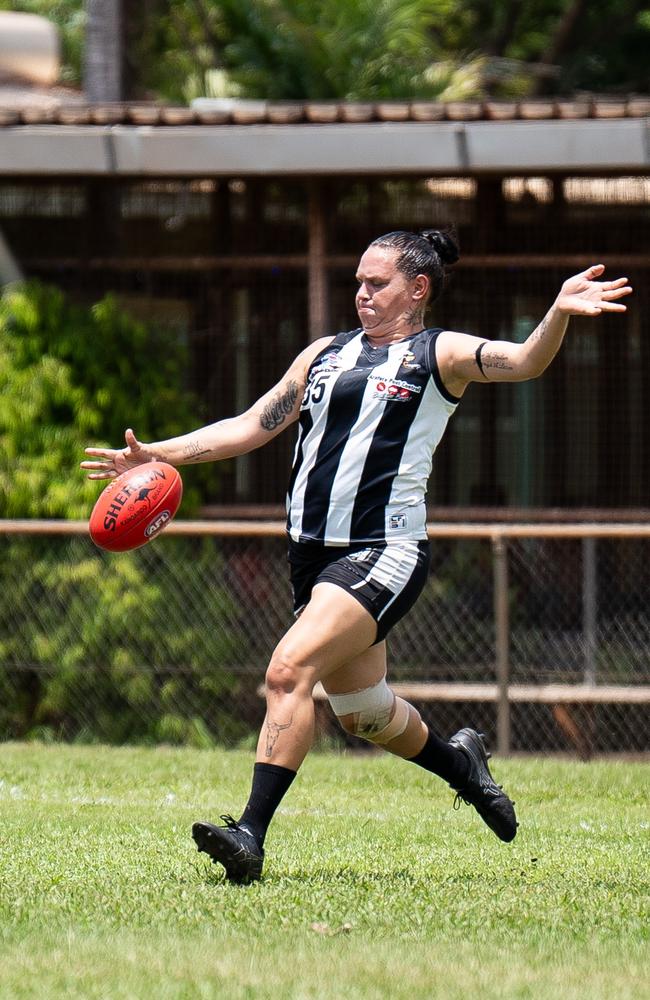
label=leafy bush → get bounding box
[0,536,252,745]
[0,281,211,517]
[0,282,248,745]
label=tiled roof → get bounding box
[0,95,649,127]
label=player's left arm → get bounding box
[437,265,632,397]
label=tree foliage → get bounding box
[155,0,469,102]
[0,535,248,744]
[436,0,650,96]
[7,1,650,101]
[0,281,209,518]
[0,283,240,745]
[135,0,650,101]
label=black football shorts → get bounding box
[288,538,430,643]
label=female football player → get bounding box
[82,229,631,883]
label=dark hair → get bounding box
[369,227,459,302]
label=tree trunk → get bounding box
[84,0,124,102]
[539,0,586,67]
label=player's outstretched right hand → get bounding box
[80,428,159,480]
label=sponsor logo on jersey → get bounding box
[401,350,420,370]
[389,514,407,530]
[311,351,344,375]
[369,375,421,401]
[368,375,421,392]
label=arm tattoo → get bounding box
[260,380,299,431]
[530,316,550,343]
[182,438,211,462]
[265,717,293,757]
[482,352,514,372]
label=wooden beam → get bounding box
[306,682,650,704]
[308,181,329,340]
[4,520,650,538]
[22,253,650,272]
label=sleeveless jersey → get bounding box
[286,327,459,545]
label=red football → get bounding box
[89,462,183,552]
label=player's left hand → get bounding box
[556,264,633,316]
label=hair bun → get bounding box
[420,229,460,266]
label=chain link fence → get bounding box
[0,522,648,756]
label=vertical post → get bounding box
[308,181,329,341]
[84,0,124,102]
[0,228,23,285]
[492,534,511,755]
[582,536,597,686]
[474,180,505,503]
[232,288,251,499]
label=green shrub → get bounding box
[0,283,248,744]
[0,536,253,744]
[0,281,213,518]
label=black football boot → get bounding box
[449,728,518,842]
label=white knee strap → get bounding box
[327,677,410,745]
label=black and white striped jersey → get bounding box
[286,327,460,545]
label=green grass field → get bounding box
[0,743,648,999]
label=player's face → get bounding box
[355,246,423,333]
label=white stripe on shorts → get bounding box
[349,541,421,619]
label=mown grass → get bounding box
[0,743,648,999]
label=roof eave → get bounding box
[1,118,649,176]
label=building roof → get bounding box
[0,95,649,127]
[1,95,649,176]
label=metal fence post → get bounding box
[582,536,597,686]
[492,534,511,755]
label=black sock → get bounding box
[238,762,297,847]
[408,727,470,788]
